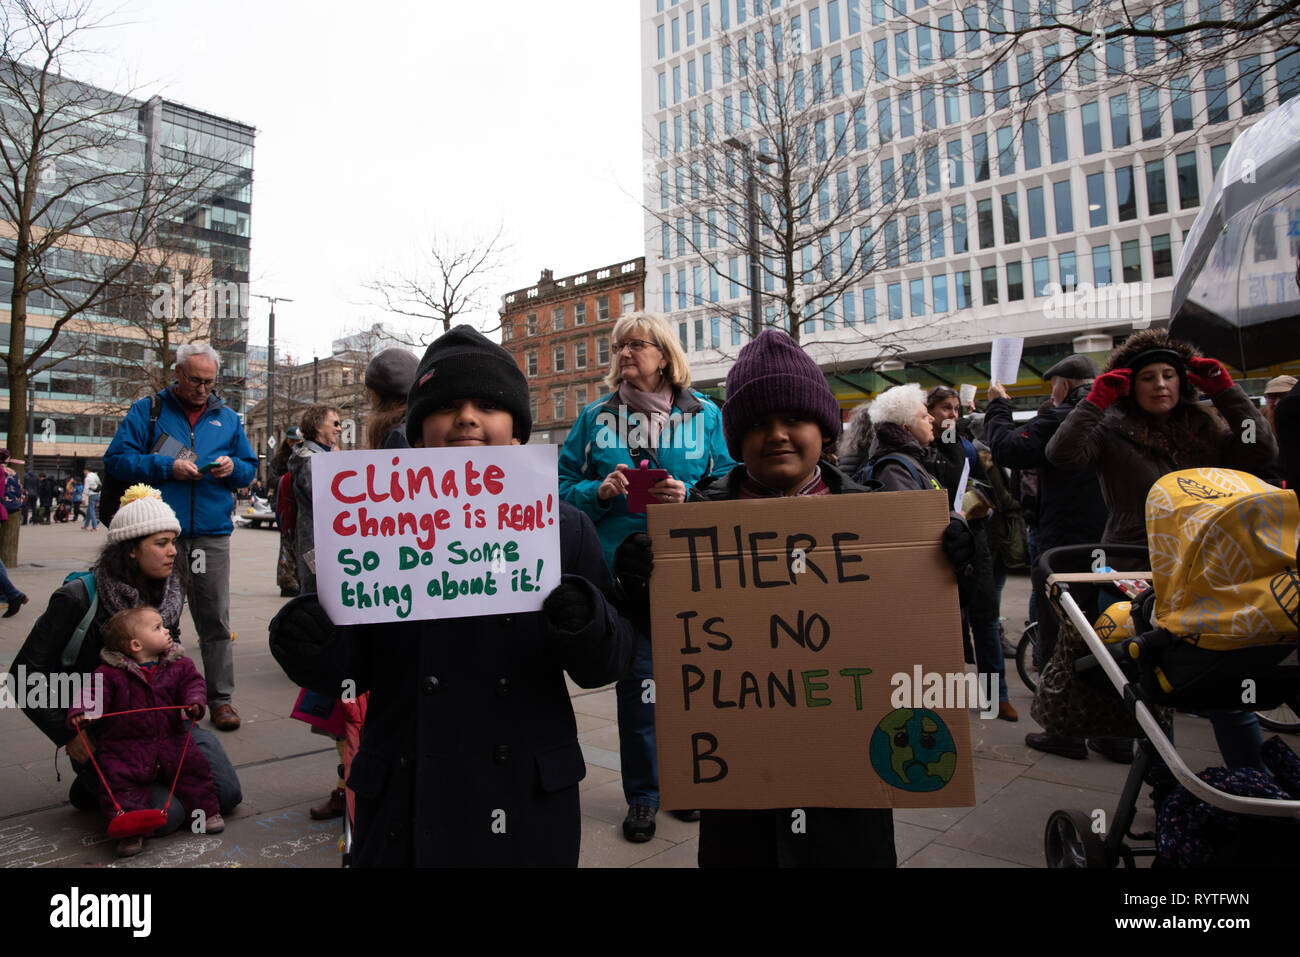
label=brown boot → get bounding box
[998,701,1019,722]
[310,788,346,820]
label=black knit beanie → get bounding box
[405,326,532,446]
[721,329,841,460]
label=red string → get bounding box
[72,705,196,817]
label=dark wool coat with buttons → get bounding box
[66,644,218,822]
[271,501,636,867]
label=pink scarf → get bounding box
[618,380,674,449]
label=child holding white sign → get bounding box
[617,330,979,866]
[269,325,635,867]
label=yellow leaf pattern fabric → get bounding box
[1148,469,1300,650]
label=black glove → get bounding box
[269,594,337,667]
[613,532,654,615]
[543,581,596,634]
[941,516,976,570]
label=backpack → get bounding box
[276,471,297,535]
[99,394,162,526]
[2,471,21,514]
[58,572,99,668]
[856,452,943,491]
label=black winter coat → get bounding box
[687,464,897,868]
[1276,380,1300,492]
[983,387,1108,553]
[270,501,635,867]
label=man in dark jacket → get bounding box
[22,468,39,524]
[985,354,1112,761]
[38,473,56,523]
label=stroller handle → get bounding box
[1036,543,1150,576]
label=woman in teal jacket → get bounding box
[558,311,734,843]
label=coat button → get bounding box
[493,744,509,764]
[421,675,440,694]
[496,677,511,697]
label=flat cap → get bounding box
[1043,354,1099,381]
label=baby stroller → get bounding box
[1034,468,1300,868]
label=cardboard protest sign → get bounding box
[311,446,561,625]
[647,491,976,810]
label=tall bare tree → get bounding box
[647,11,954,344]
[0,0,234,561]
[366,226,510,342]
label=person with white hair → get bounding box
[854,384,946,491]
[103,342,257,732]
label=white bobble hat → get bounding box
[107,485,181,544]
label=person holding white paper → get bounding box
[269,326,635,867]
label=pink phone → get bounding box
[625,460,669,514]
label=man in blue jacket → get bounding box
[104,343,257,731]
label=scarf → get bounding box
[95,563,185,634]
[739,465,829,498]
[618,380,675,450]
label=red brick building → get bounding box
[500,257,646,444]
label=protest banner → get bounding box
[647,491,976,810]
[311,446,561,625]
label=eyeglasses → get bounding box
[183,375,216,389]
[613,338,658,354]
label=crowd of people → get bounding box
[6,318,1299,867]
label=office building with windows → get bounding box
[500,258,646,444]
[642,0,1300,408]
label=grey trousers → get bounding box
[180,535,234,707]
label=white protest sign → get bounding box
[311,445,562,625]
[959,383,976,408]
[989,337,1024,387]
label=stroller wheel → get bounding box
[1016,623,1039,694]
[1045,810,1107,869]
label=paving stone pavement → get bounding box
[1,520,1289,868]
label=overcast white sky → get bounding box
[78,0,647,361]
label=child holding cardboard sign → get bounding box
[269,325,636,867]
[617,330,977,866]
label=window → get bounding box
[944,78,961,123]
[526,313,538,335]
[921,85,937,130]
[530,392,539,422]
[1152,234,1173,278]
[978,198,995,248]
[553,306,565,331]
[526,351,537,376]
[1017,51,1035,102]
[1032,256,1050,296]
[963,6,980,52]
[993,61,1010,111]
[1024,118,1041,170]
[939,14,955,58]
[1027,186,1046,239]
[982,266,999,305]
[902,153,919,198]
[881,157,896,203]
[598,337,610,364]
[952,204,968,252]
[575,341,588,368]
[885,220,900,267]
[896,31,910,75]
[1177,151,1200,208]
[1087,173,1107,227]
[1044,43,1063,94]
[1109,95,1130,148]
[1165,1,1184,59]
[955,270,972,309]
[1092,244,1111,285]
[575,385,588,409]
[1048,112,1067,163]
[1121,240,1142,283]
[907,214,923,262]
[1211,142,1232,178]
[973,132,989,181]
[909,279,925,317]
[1116,167,1136,221]
[899,92,914,139]
[925,146,941,193]
[1002,192,1020,244]
[1206,66,1230,124]
[596,296,610,321]
[874,38,889,81]
[1054,179,1073,233]
[843,291,857,326]
[1059,250,1077,292]
[1172,77,1193,132]
[1007,262,1024,301]
[658,72,667,109]
[917,26,933,67]
[851,48,865,90]
[553,391,567,421]
[863,287,877,323]
[947,140,964,187]
[574,302,587,325]
[621,291,635,315]
[1279,47,1300,104]
[997,126,1015,176]
[929,209,945,258]
[1147,161,1168,215]
[1106,23,1124,76]
[932,274,949,313]
[553,345,566,373]
[1077,35,1096,85]
[969,69,985,117]
[1081,101,1102,154]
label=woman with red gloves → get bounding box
[1045,328,1277,769]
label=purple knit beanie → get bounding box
[721,329,842,459]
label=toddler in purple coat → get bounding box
[69,606,223,855]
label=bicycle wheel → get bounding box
[1016,623,1039,694]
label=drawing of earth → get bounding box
[869,708,958,792]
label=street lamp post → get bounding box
[725,137,777,338]
[253,293,293,460]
